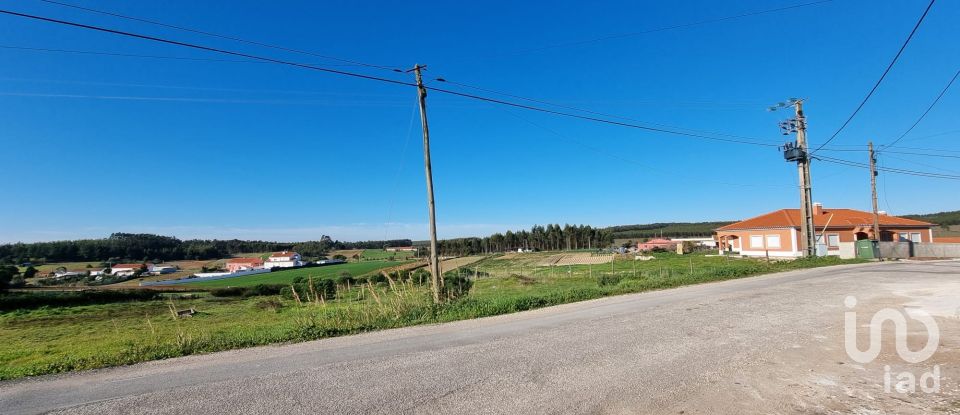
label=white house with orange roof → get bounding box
[265,251,302,268]
[714,203,934,258]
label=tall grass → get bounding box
[0,255,861,380]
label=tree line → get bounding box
[0,233,413,264]
[605,222,734,239]
[436,224,614,256]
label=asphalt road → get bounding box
[2,261,959,414]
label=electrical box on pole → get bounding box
[771,98,817,258]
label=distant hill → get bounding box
[604,222,734,239]
[903,210,960,227]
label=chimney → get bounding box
[813,202,823,216]
[878,210,888,216]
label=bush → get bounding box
[254,298,283,312]
[365,273,387,285]
[335,272,354,285]
[209,287,245,297]
[281,278,335,302]
[210,284,284,298]
[597,274,624,286]
[242,284,284,298]
[0,290,161,311]
[441,274,473,301]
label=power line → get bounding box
[880,67,959,151]
[480,0,833,58]
[810,0,937,155]
[34,0,402,72]
[0,44,261,63]
[3,40,783,146]
[425,83,780,147]
[0,8,783,148]
[500,107,790,188]
[817,147,960,158]
[0,9,417,87]
[434,77,782,145]
[816,154,960,180]
[882,153,960,175]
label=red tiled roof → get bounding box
[269,251,298,258]
[227,258,264,264]
[716,208,933,231]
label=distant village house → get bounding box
[637,238,679,252]
[714,203,934,258]
[265,251,302,268]
[226,258,265,273]
[385,246,417,252]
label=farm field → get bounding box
[439,256,486,273]
[179,261,403,288]
[0,252,863,380]
[328,249,363,260]
[359,249,418,260]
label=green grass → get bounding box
[181,261,403,288]
[18,261,103,273]
[0,253,865,380]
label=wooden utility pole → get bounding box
[868,141,881,241]
[411,64,441,303]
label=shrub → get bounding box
[0,290,160,311]
[441,274,473,301]
[335,272,354,285]
[209,287,244,297]
[242,284,284,298]
[210,284,284,298]
[254,298,283,312]
[597,274,624,286]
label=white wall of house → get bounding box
[737,250,804,258]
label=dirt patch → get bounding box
[664,285,960,414]
[440,256,486,273]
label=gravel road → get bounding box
[2,260,959,414]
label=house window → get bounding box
[750,235,764,249]
[910,232,922,243]
[765,235,781,249]
[827,234,840,248]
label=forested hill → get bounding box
[604,222,735,239]
[0,233,413,264]
[903,210,960,227]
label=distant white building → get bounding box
[148,265,177,275]
[385,246,417,252]
[265,251,302,268]
[111,263,146,277]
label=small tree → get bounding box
[23,266,38,279]
[0,265,19,289]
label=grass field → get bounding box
[178,261,403,288]
[18,261,102,273]
[0,253,864,380]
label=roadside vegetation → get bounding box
[181,261,404,288]
[0,252,863,380]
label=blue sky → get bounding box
[0,0,958,243]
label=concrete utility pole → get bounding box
[776,99,816,257]
[411,64,441,303]
[868,141,881,241]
